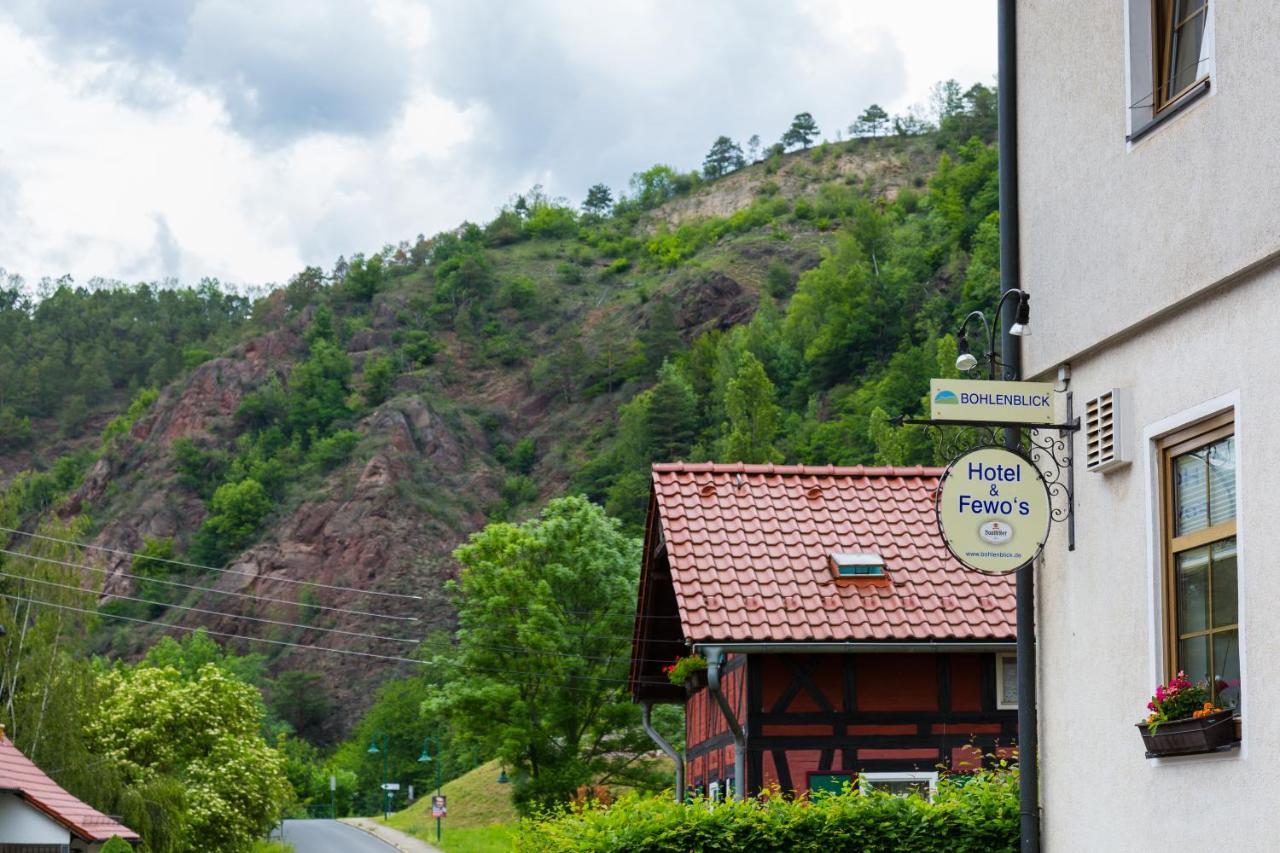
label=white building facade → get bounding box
[1017,0,1278,847]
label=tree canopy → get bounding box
[424,496,669,813]
[781,112,820,149]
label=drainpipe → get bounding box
[641,700,684,803]
[998,2,1041,851]
[704,646,746,801]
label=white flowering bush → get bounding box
[88,663,291,852]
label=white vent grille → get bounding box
[1085,389,1128,473]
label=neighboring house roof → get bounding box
[0,734,139,842]
[648,462,1016,644]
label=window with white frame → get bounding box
[859,772,939,801]
[995,652,1018,710]
[1127,0,1214,138]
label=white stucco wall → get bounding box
[1017,0,1280,377]
[1033,257,1280,850]
[1013,1,1280,847]
[0,791,72,844]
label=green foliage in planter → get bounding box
[664,654,707,686]
[517,768,1019,852]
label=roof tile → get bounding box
[650,463,1015,644]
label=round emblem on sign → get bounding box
[936,446,1051,575]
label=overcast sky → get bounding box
[0,1,995,289]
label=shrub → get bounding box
[517,768,1019,852]
[557,263,583,285]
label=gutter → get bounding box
[641,701,684,803]
[997,1,1042,850]
[703,646,746,801]
[692,641,1015,655]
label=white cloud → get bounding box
[0,2,996,288]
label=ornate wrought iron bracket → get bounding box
[898,392,1080,551]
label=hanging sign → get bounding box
[930,379,1056,425]
[432,795,447,818]
[937,446,1051,574]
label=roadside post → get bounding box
[418,736,445,843]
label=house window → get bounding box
[995,652,1018,710]
[1126,0,1213,138]
[859,772,939,800]
[1161,412,1239,711]
[1153,0,1210,112]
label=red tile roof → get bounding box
[0,735,139,842]
[650,462,1016,643]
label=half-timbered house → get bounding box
[629,462,1018,800]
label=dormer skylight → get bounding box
[829,552,885,578]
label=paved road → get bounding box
[276,819,398,853]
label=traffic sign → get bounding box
[381,783,401,791]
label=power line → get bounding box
[0,593,637,691]
[1,550,692,664]
[0,570,416,646]
[0,548,416,623]
[0,526,422,601]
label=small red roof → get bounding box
[0,735,139,842]
[650,462,1016,643]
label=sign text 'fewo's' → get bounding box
[937,446,1051,575]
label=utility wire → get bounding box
[0,526,422,601]
[1,550,691,663]
[0,548,416,623]
[0,593,637,692]
[0,570,417,646]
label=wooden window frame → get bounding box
[1151,0,1210,114]
[1159,410,1237,698]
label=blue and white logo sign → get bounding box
[929,379,1056,425]
[936,446,1051,575]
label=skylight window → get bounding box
[829,552,885,578]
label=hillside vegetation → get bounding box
[0,83,1002,842]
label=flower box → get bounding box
[684,670,708,694]
[1136,709,1236,757]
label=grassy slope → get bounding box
[383,759,519,851]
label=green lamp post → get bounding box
[418,736,443,843]
[367,733,391,820]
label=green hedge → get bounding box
[516,769,1017,853]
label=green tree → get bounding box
[270,671,335,743]
[781,112,820,150]
[363,355,397,407]
[702,135,746,179]
[87,663,290,853]
[644,362,699,463]
[629,165,679,209]
[198,478,272,559]
[851,104,890,137]
[719,352,781,463]
[425,496,656,813]
[581,184,614,218]
[343,254,385,302]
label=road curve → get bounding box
[277,819,399,853]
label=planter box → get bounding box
[684,670,708,694]
[1137,709,1237,757]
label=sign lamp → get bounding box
[954,289,1031,374]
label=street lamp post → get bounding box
[367,733,391,820]
[418,737,443,844]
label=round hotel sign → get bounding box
[937,446,1051,575]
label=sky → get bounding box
[0,1,996,289]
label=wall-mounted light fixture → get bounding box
[953,289,1031,378]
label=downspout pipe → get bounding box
[641,700,684,803]
[998,2,1041,852]
[704,647,746,801]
